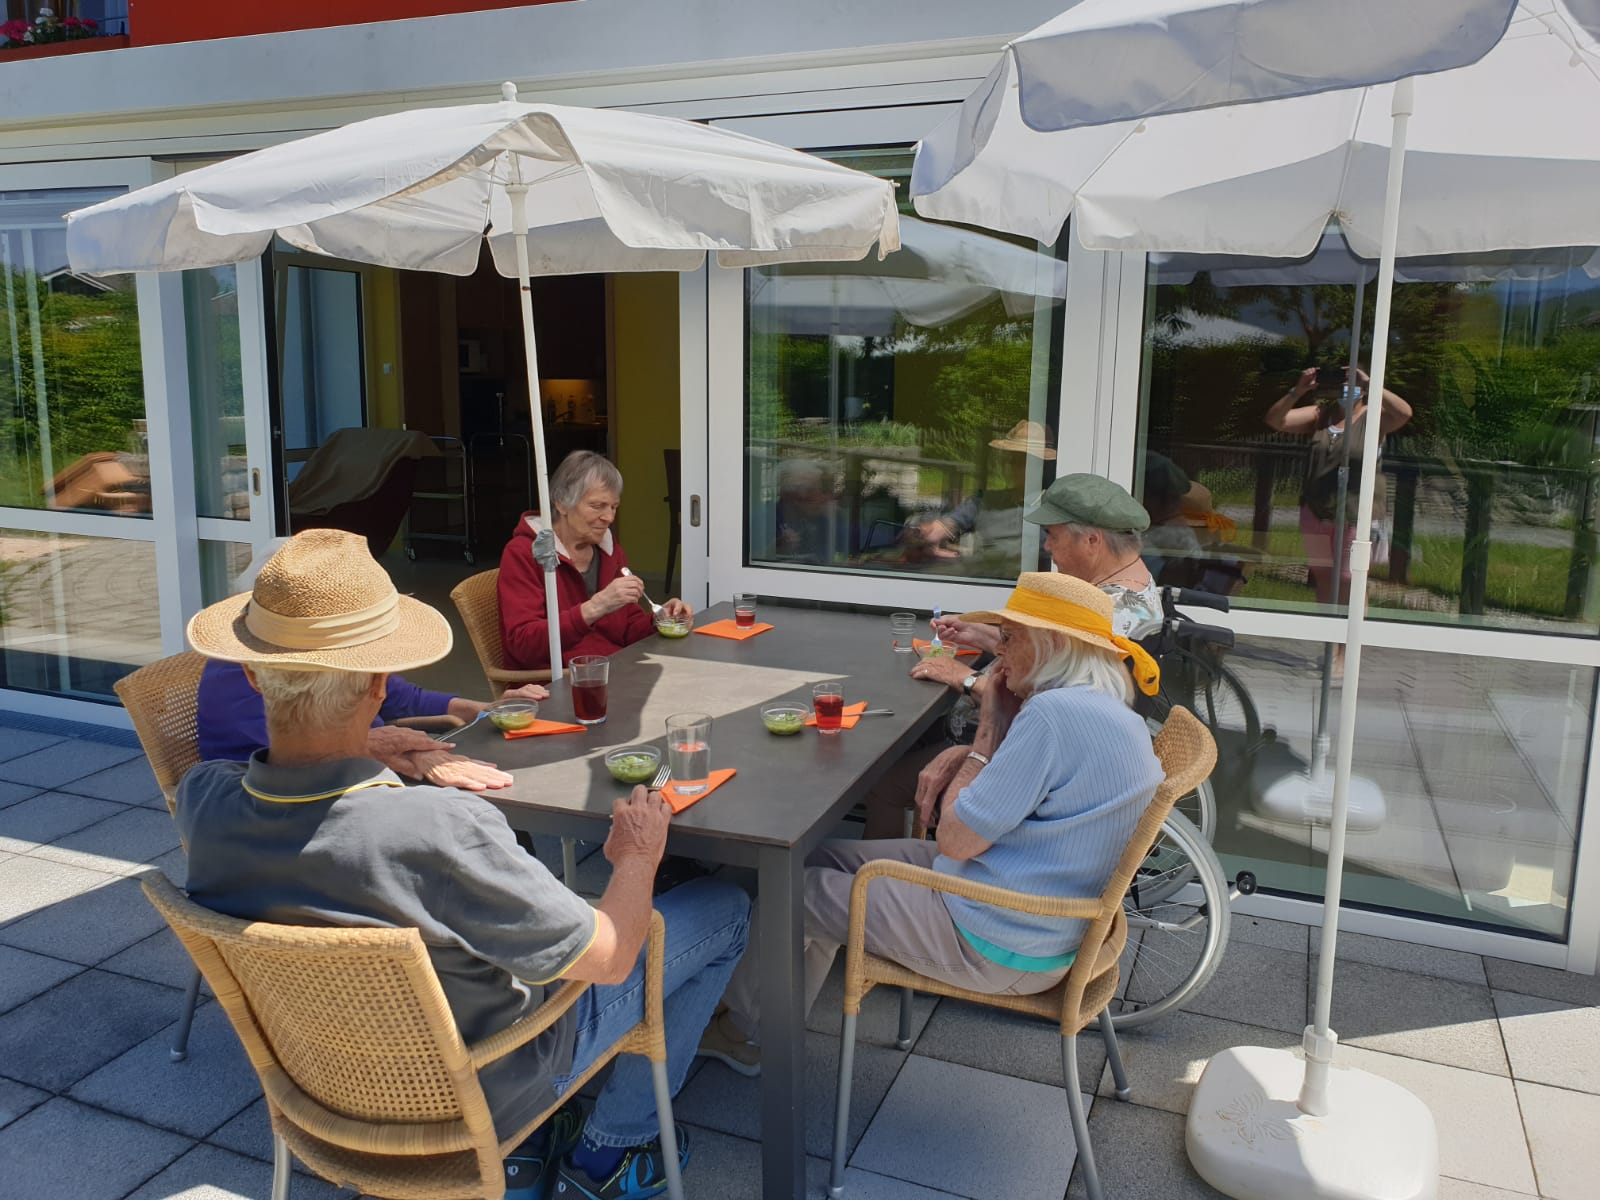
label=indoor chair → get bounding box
[141,871,684,1200]
[827,706,1217,1200]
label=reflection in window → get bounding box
[1140,236,1600,632]
[187,267,248,520]
[746,150,1067,584]
[1,187,147,517]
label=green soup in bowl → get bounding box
[606,747,662,784]
[656,617,691,638]
[487,701,540,731]
[761,704,808,735]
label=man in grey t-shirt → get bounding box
[177,530,748,1200]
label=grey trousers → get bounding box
[722,838,1069,1036]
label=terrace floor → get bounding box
[1,711,1596,1199]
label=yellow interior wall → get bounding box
[611,273,680,582]
[364,268,404,429]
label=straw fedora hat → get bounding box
[186,529,452,674]
[988,419,1057,460]
[960,571,1160,695]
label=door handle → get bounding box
[690,495,702,527]
[251,468,262,496]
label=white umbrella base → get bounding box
[1255,767,1387,831]
[1186,1045,1438,1200]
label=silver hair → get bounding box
[251,665,383,730]
[1062,521,1143,559]
[1011,625,1134,707]
[550,450,624,515]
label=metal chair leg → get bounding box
[1063,1033,1102,1200]
[1098,1009,1132,1101]
[650,1058,685,1200]
[271,1132,292,1200]
[895,989,914,1050]
[828,1011,859,1198]
[170,966,202,1062]
[562,838,578,889]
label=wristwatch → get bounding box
[960,673,980,696]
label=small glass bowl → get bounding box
[605,745,662,784]
[916,641,961,660]
[486,700,540,731]
[655,615,692,638]
[760,703,808,736]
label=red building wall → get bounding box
[127,1,573,47]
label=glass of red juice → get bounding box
[734,593,757,628]
[811,682,845,734]
[569,655,610,725]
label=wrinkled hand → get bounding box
[367,724,454,778]
[979,663,1025,734]
[603,785,672,867]
[914,745,969,829]
[661,597,694,620]
[592,573,646,618]
[911,654,974,691]
[415,752,513,791]
[499,683,549,703]
[931,615,999,654]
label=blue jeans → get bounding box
[554,876,750,1149]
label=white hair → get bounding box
[550,450,624,514]
[251,665,383,730]
[1061,522,1143,559]
[1011,625,1134,707]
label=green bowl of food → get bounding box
[761,703,808,736]
[917,642,960,660]
[655,615,692,638]
[605,746,662,785]
[486,700,540,732]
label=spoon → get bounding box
[930,606,943,653]
[620,567,664,617]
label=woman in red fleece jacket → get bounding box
[498,450,694,670]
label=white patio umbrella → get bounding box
[66,84,900,679]
[912,5,1600,1200]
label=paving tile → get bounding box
[1316,930,1487,986]
[123,1143,350,1200]
[914,993,1106,1089]
[1338,1043,1538,1194]
[0,1075,49,1130]
[0,968,184,1091]
[0,728,67,764]
[0,944,83,1015]
[1228,914,1310,954]
[1171,939,1309,1035]
[1484,956,1600,1007]
[0,790,126,854]
[30,805,181,876]
[205,1098,345,1177]
[101,927,203,991]
[1328,958,1508,1075]
[0,854,119,925]
[0,739,142,789]
[0,873,167,965]
[674,1028,905,1160]
[0,1097,189,1200]
[0,781,42,810]
[1091,1010,1300,1117]
[1064,1098,1229,1200]
[850,1055,1078,1200]
[1515,1079,1600,1200]
[1438,1181,1540,1200]
[70,1002,261,1138]
[1494,989,1600,1094]
[805,957,939,1049]
[56,755,166,807]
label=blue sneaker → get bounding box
[552,1129,691,1199]
[505,1100,585,1200]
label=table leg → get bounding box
[757,844,806,1200]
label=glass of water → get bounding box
[665,712,712,795]
[889,612,916,652]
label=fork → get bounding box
[650,763,671,790]
[620,567,664,618]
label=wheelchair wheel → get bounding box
[1111,810,1232,1031]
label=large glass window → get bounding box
[1,188,147,518]
[1139,238,1600,633]
[186,265,248,520]
[745,149,1067,584]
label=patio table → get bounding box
[453,601,952,1199]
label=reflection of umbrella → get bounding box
[67,85,898,678]
[914,5,1600,1199]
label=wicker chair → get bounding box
[449,568,552,699]
[141,872,684,1200]
[826,707,1218,1200]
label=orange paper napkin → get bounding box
[661,768,736,813]
[694,619,774,641]
[502,719,587,739]
[912,639,980,658]
[805,700,868,730]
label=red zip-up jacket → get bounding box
[497,513,653,670]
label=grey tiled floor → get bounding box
[2,715,1597,1199]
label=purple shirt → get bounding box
[196,660,454,762]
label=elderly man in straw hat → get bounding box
[699,572,1163,1075]
[176,530,749,1200]
[904,418,1056,573]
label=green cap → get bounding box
[1024,473,1150,532]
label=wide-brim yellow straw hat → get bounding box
[960,571,1160,695]
[186,529,453,673]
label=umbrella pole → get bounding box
[506,176,564,681]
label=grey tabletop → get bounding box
[456,602,955,850]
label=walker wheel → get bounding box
[1235,871,1258,896]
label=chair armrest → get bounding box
[389,715,465,732]
[848,858,1107,928]
[486,667,554,693]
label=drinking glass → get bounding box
[733,593,757,628]
[665,712,712,795]
[889,612,916,652]
[811,682,845,734]
[569,655,610,725]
